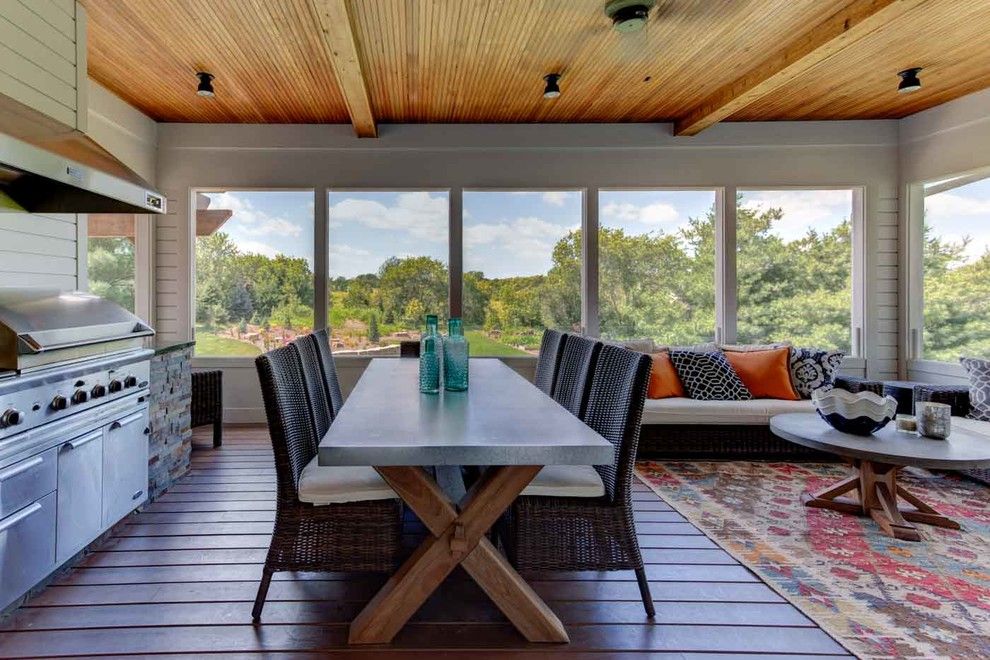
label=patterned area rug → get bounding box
[635,461,990,659]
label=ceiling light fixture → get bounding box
[897,67,922,94]
[196,72,216,97]
[543,73,562,99]
[605,0,655,33]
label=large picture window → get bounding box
[736,189,854,352]
[88,214,136,313]
[462,190,582,356]
[598,190,717,345]
[923,176,990,361]
[328,190,449,355]
[194,190,315,357]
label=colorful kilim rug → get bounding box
[635,461,990,659]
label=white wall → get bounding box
[156,121,900,421]
[899,88,990,384]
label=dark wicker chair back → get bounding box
[581,344,652,503]
[292,336,332,442]
[552,334,602,417]
[255,345,316,503]
[312,328,345,417]
[399,340,421,358]
[533,329,567,395]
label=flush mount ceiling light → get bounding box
[605,0,656,33]
[897,67,922,93]
[543,73,562,99]
[196,72,215,97]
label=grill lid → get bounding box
[0,288,154,372]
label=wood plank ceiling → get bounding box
[81,0,990,135]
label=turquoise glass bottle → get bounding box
[419,315,440,394]
[443,317,469,391]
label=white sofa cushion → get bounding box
[950,416,990,439]
[298,458,396,505]
[642,397,816,426]
[521,465,606,497]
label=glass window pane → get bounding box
[328,190,449,355]
[736,190,853,352]
[923,176,990,361]
[194,190,315,357]
[462,190,582,356]
[87,214,135,313]
[599,190,717,345]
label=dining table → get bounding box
[318,357,614,645]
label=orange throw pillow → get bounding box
[723,347,799,400]
[647,352,685,399]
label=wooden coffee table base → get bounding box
[801,460,961,542]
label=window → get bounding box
[194,190,315,357]
[736,189,854,352]
[923,176,990,361]
[599,190,717,345]
[328,190,449,355]
[87,214,136,312]
[462,190,582,356]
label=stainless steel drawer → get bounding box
[0,447,57,520]
[0,491,56,612]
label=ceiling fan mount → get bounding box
[604,0,656,33]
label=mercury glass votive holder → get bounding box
[917,402,951,440]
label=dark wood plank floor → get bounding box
[0,426,850,658]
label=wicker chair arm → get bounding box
[832,375,884,396]
[913,384,971,418]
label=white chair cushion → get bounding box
[950,416,990,439]
[297,457,396,505]
[642,397,816,426]
[521,465,605,498]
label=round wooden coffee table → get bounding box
[770,413,990,542]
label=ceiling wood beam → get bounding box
[673,0,928,136]
[311,0,376,137]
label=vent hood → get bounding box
[0,130,165,215]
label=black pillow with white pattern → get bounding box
[789,347,844,399]
[669,350,752,401]
[960,356,990,422]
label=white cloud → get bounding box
[926,191,990,218]
[207,191,303,237]
[740,190,852,241]
[329,191,447,241]
[602,201,681,227]
[926,190,990,262]
[542,191,569,207]
[329,243,375,278]
[234,240,281,259]
[464,216,577,278]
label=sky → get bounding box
[924,177,990,263]
[738,189,853,240]
[202,190,315,267]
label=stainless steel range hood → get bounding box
[0,130,166,215]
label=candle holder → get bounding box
[916,401,951,440]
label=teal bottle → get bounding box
[419,315,440,394]
[443,317,469,391]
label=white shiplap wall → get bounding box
[0,212,80,290]
[871,184,900,381]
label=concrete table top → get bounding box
[770,413,990,470]
[318,358,614,467]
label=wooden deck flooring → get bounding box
[0,426,850,658]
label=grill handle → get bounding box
[19,326,154,354]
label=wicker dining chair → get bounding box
[252,345,403,621]
[551,334,603,417]
[312,328,345,418]
[191,370,223,447]
[291,336,331,440]
[534,329,568,396]
[505,344,656,616]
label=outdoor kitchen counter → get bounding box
[148,340,193,500]
[152,339,196,356]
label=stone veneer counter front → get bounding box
[148,340,194,501]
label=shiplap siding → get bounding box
[871,185,900,381]
[0,0,85,130]
[0,212,80,290]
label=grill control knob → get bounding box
[0,409,24,428]
[50,395,68,411]
[91,384,107,398]
[123,375,138,388]
[71,390,89,405]
[108,379,123,393]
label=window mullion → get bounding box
[716,186,737,345]
[584,188,599,337]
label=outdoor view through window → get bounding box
[88,214,136,313]
[194,190,315,357]
[328,191,449,355]
[737,190,854,352]
[923,176,990,361]
[599,190,717,345]
[463,190,582,356]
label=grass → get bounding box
[466,330,531,357]
[195,332,262,357]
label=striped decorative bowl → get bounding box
[812,388,898,436]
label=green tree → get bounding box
[368,312,380,342]
[88,237,135,311]
[378,256,447,324]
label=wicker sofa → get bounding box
[914,383,990,486]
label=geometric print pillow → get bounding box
[669,350,752,401]
[789,348,844,399]
[960,356,990,421]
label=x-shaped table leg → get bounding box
[347,465,569,645]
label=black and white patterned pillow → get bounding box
[960,356,990,421]
[669,351,752,401]
[789,348,844,399]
